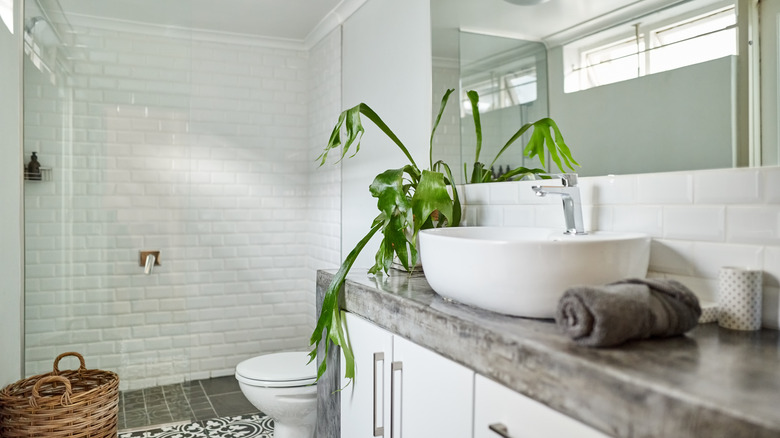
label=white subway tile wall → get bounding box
[460,168,780,329]
[24,24,342,390]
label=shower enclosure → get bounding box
[22,0,339,391]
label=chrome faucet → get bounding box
[531,174,587,235]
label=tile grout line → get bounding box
[141,388,149,423]
[198,380,219,417]
[179,382,198,421]
[119,392,126,430]
[180,382,205,421]
[161,385,174,422]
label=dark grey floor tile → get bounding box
[144,393,166,406]
[147,411,174,426]
[118,376,264,431]
[187,401,211,410]
[187,395,212,406]
[159,383,182,393]
[166,395,189,404]
[181,381,204,392]
[182,386,208,400]
[209,392,257,417]
[123,390,145,405]
[168,406,194,422]
[124,406,146,417]
[123,401,146,412]
[191,407,218,421]
[123,411,150,429]
[168,402,190,414]
[147,406,171,416]
[199,375,240,396]
[144,386,164,396]
[164,392,189,404]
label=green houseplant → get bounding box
[309,88,578,383]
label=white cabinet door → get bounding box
[474,374,609,438]
[341,313,394,438]
[392,335,474,438]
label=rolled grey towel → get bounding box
[555,278,702,347]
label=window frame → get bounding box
[563,0,736,93]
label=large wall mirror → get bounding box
[431,0,771,179]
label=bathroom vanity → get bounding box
[315,269,780,438]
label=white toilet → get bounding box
[235,351,318,438]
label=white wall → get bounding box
[548,48,735,177]
[306,28,343,329]
[461,166,780,329]
[0,0,22,387]
[341,0,432,268]
[23,22,314,389]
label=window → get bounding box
[649,6,736,74]
[580,35,646,88]
[461,66,537,116]
[0,0,11,34]
[565,2,736,93]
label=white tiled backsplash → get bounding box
[459,167,780,330]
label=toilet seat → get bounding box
[236,351,317,388]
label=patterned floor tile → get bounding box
[118,414,273,438]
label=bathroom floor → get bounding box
[118,376,262,431]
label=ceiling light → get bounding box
[504,0,550,6]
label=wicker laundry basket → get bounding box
[0,352,119,438]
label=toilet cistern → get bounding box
[531,173,587,235]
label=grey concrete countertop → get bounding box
[317,269,780,438]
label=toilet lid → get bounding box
[236,351,317,383]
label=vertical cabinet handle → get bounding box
[489,423,515,438]
[391,361,403,438]
[373,353,385,436]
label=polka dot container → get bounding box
[718,266,762,331]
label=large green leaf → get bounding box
[370,168,413,219]
[522,118,579,173]
[549,118,579,169]
[467,90,483,164]
[368,168,416,273]
[317,103,419,171]
[430,88,455,169]
[372,214,417,273]
[432,160,461,227]
[412,170,454,232]
[309,220,384,383]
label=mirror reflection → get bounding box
[432,0,743,179]
[459,32,548,179]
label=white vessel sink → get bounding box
[418,227,651,319]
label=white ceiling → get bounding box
[433,0,640,42]
[432,0,693,59]
[55,0,343,41]
[46,0,684,46]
